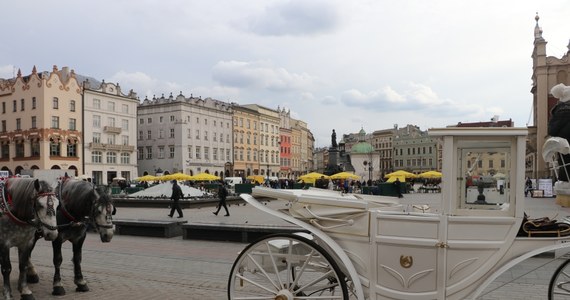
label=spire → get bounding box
[31,65,37,74]
[534,12,544,41]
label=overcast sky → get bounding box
[1,1,570,147]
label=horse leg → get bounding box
[26,237,40,284]
[72,236,89,292]
[0,246,13,300]
[51,239,65,296]
[17,247,34,300]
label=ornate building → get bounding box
[0,65,82,176]
[530,13,570,179]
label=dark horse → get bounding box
[0,178,59,300]
[27,178,115,296]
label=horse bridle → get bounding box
[57,182,114,231]
[0,183,58,231]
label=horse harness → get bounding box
[57,181,114,231]
[0,181,57,231]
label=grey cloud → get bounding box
[212,60,319,92]
[244,0,340,36]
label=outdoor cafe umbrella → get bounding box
[190,172,221,181]
[299,172,329,184]
[418,170,442,179]
[135,175,157,182]
[160,173,194,181]
[330,172,361,180]
[385,170,417,179]
[386,175,406,183]
[246,175,264,184]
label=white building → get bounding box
[82,80,139,184]
[137,94,233,178]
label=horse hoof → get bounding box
[52,286,66,296]
[27,274,39,283]
[20,294,35,300]
[76,284,89,292]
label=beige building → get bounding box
[530,14,570,178]
[137,94,233,178]
[232,105,260,177]
[242,104,280,179]
[83,80,139,184]
[0,65,82,176]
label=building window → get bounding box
[138,131,143,140]
[195,130,200,140]
[108,101,115,112]
[1,102,5,113]
[227,149,230,161]
[92,151,102,163]
[1,144,8,159]
[147,130,152,139]
[69,118,76,131]
[195,146,201,159]
[107,134,116,145]
[213,148,218,160]
[122,119,128,130]
[70,100,75,112]
[50,138,61,156]
[67,142,77,157]
[93,132,101,144]
[159,129,164,139]
[106,152,117,164]
[31,116,36,129]
[159,116,164,123]
[187,129,191,139]
[16,118,21,131]
[1,120,6,132]
[137,148,143,160]
[122,104,128,113]
[121,153,130,164]
[169,146,174,158]
[121,135,128,145]
[93,115,101,128]
[188,146,192,159]
[53,97,59,109]
[20,99,24,111]
[108,117,115,127]
[170,128,174,138]
[147,117,152,124]
[93,99,100,109]
[32,97,36,109]
[139,118,144,124]
[146,146,152,159]
[15,143,24,158]
[158,146,165,159]
[204,147,209,160]
[170,115,175,122]
[204,131,208,141]
[31,140,40,156]
[51,116,59,129]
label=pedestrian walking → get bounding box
[394,178,403,198]
[168,180,184,218]
[213,182,230,216]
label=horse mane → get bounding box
[58,179,112,217]
[7,178,51,220]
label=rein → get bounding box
[57,181,113,230]
[0,181,57,229]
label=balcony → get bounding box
[89,143,135,152]
[103,126,122,134]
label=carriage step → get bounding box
[182,222,307,243]
[113,219,188,238]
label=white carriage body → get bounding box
[239,127,570,300]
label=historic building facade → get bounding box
[137,94,233,178]
[83,80,139,185]
[0,65,82,176]
[530,14,570,179]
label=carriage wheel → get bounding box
[549,259,570,299]
[228,233,348,300]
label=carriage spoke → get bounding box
[245,252,281,291]
[265,241,285,289]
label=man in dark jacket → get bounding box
[168,180,184,218]
[213,182,230,216]
[548,83,570,181]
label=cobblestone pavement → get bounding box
[3,193,570,299]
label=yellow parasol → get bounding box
[386,175,406,183]
[190,172,221,181]
[418,170,442,179]
[385,170,417,179]
[246,175,265,184]
[330,172,360,180]
[136,175,158,182]
[298,172,329,184]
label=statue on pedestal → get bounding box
[331,129,337,149]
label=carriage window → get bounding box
[459,147,510,209]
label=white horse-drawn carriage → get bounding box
[228,127,570,299]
